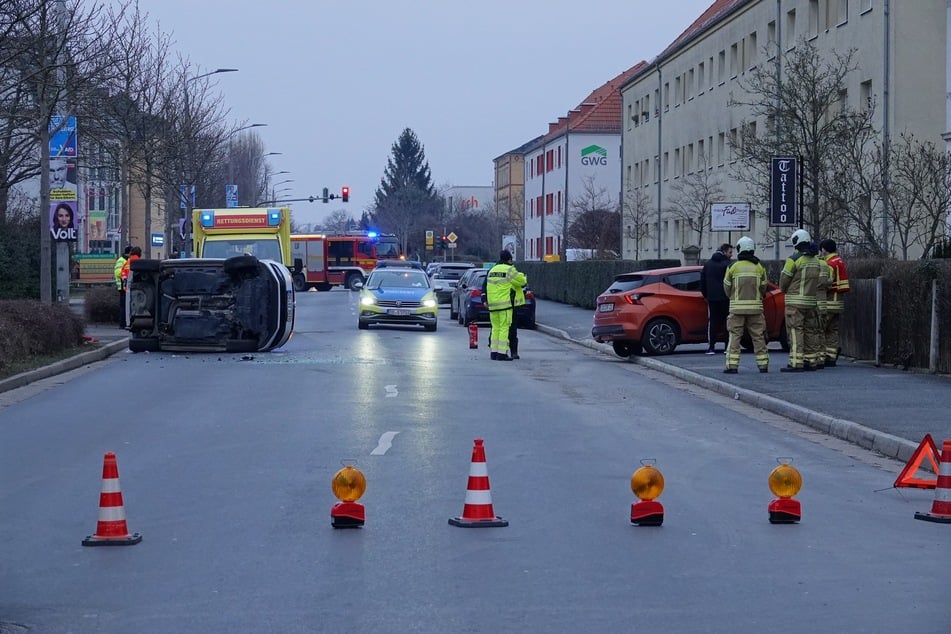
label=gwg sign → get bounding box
[580,145,608,166]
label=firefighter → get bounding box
[819,238,850,366]
[722,236,769,374]
[120,246,142,323]
[114,245,131,328]
[485,250,526,361]
[779,230,828,372]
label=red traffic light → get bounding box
[341,186,350,203]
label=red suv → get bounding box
[591,265,788,356]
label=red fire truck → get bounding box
[290,231,402,292]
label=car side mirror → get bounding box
[352,281,363,290]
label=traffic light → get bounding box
[322,187,329,203]
[440,235,448,249]
[341,186,349,203]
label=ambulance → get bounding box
[192,207,292,266]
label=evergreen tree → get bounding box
[372,128,441,255]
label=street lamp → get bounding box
[182,68,238,256]
[562,103,595,261]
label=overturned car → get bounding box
[127,256,295,353]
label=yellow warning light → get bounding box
[768,463,802,499]
[332,465,366,503]
[631,464,665,501]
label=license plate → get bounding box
[388,308,410,316]
[598,303,614,312]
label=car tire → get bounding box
[449,302,458,320]
[292,273,308,293]
[425,322,437,332]
[223,255,259,274]
[641,318,679,355]
[358,320,369,330]
[316,282,332,292]
[346,274,363,291]
[129,338,159,353]
[612,341,642,357]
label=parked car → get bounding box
[127,255,295,353]
[451,267,537,329]
[430,262,476,304]
[591,265,787,357]
[356,265,438,331]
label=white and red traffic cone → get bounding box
[915,439,951,524]
[82,452,142,546]
[449,439,507,527]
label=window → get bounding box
[557,145,562,169]
[663,152,669,180]
[767,21,777,57]
[687,68,695,99]
[860,0,872,13]
[546,193,553,215]
[718,50,726,83]
[664,82,670,111]
[698,62,705,93]
[675,76,682,106]
[557,191,561,213]
[674,147,681,178]
[717,132,726,166]
[666,271,702,292]
[730,43,739,78]
[786,9,796,47]
[686,143,694,174]
[747,32,757,68]
[546,150,553,172]
[837,0,848,24]
[627,103,633,129]
[698,139,705,168]
[861,80,873,111]
[808,0,819,38]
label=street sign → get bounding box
[770,157,798,227]
[447,232,458,243]
[447,243,457,249]
[151,233,164,247]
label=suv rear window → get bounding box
[605,274,651,294]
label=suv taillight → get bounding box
[624,292,654,305]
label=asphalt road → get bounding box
[0,291,947,632]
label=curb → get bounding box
[0,338,128,395]
[536,323,918,464]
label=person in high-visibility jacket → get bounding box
[779,230,828,372]
[114,245,131,328]
[508,279,527,359]
[486,250,526,361]
[722,236,769,374]
[819,239,849,367]
[120,246,141,301]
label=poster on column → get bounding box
[50,201,77,242]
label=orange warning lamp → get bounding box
[630,461,665,526]
[331,464,366,528]
[768,460,802,524]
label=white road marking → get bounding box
[371,431,400,455]
[385,384,399,397]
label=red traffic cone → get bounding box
[468,323,479,349]
[449,439,508,527]
[915,439,951,524]
[82,452,142,546]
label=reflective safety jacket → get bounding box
[821,252,850,313]
[120,254,140,289]
[114,255,127,290]
[723,256,767,315]
[486,263,526,312]
[780,251,828,309]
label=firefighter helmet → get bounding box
[790,229,812,246]
[736,236,755,254]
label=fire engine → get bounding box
[290,231,402,292]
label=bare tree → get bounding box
[567,175,619,257]
[887,133,951,259]
[622,185,653,260]
[322,209,356,234]
[666,153,723,249]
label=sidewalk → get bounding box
[533,298,951,464]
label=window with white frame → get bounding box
[837,0,848,24]
[808,0,819,38]
[747,32,757,68]
[786,9,796,47]
[860,80,873,111]
[767,20,776,56]
[730,42,739,77]
[718,50,726,83]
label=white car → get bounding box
[127,256,295,353]
[430,262,475,304]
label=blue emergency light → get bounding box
[268,209,281,226]
[200,211,214,227]
[367,231,378,238]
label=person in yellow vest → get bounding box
[486,250,526,361]
[114,245,131,327]
[779,230,828,372]
[508,277,527,359]
[722,236,769,374]
[819,239,850,367]
[120,246,141,311]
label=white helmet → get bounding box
[790,229,812,246]
[736,236,755,254]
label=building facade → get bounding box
[620,0,947,261]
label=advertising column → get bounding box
[49,115,78,301]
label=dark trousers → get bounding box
[118,289,126,327]
[706,300,729,349]
[509,322,518,357]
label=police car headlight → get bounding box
[423,298,437,308]
[360,294,376,306]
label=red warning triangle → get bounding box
[894,434,940,489]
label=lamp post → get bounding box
[182,68,238,255]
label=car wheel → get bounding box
[316,282,332,292]
[223,255,259,273]
[358,320,369,330]
[129,338,159,353]
[425,322,437,332]
[641,318,679,355]
[779,321,790,351]
[612,341,642,357]
[292,273,307,293]
[449,302,458,320]
[346,274,363,291]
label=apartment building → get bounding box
[620,0,947,261]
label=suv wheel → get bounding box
[612,341,642,357]
[641,318,679,355]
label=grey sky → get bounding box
[142,0,713,227]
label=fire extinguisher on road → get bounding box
[468,323,479,349]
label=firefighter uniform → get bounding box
[780,231,828,371]
[819,242,850,366]
[114,247,130,328]
[723,237,769,373]
[486,251,526,361]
